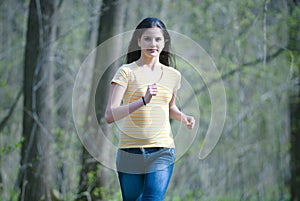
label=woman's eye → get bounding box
[142,37,163,42]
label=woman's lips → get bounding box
[147,48,158,52]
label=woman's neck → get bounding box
[136,55,160,69]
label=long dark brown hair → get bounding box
[126,17,175,67]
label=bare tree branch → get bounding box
[182,48,285,109]
[263,0,268,67]
[0,88,22,132]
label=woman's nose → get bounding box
[150,39,156,46]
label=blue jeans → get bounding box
[116,147,176,201]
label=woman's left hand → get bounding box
[183,115,195,129]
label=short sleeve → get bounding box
[111,66,129,88]
[174,70,181,92]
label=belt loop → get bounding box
[140,147,145,153]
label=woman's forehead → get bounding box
[141,27,164,37]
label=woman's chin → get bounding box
[144,51,159,58]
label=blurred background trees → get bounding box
[0,0,299,200]
[18,0,60,200]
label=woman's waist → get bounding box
[120,147,165,154]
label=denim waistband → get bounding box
[116,147,176,173]
[120,147,165,154]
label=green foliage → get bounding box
[0,0,299,200]
[0,190,19,201]
[87,170,96,186]
[1,137,24,155]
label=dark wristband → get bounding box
[142,96,146,106]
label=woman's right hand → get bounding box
[144,83,158,104]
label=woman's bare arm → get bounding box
[169,93,195,129]
[105,83,158,124]
[105,83,144,124]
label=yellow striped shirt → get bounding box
[111,62,181,148]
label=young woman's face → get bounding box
[138,27,165,58]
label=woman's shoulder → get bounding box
[118,62,137,72]
[115,62,137,75]
[162,65,181,76]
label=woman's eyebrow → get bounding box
[142,35,163,38]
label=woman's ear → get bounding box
[137,38,141,47]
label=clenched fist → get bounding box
[144,83,158,104]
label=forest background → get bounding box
[0,0,299,201]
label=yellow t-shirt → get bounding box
[111,62,181,148]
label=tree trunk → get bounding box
[288,1,300,201]
[77,0,126,200]
[18,0,58,200]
